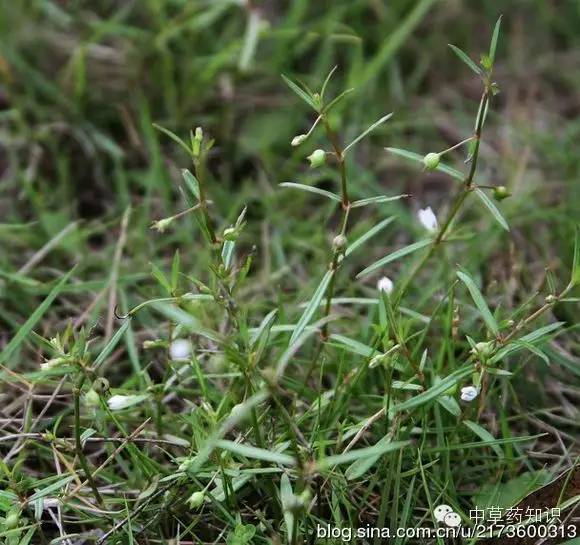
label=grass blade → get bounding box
[0,267,75,365]
[394,365,474,413]
[318,440,410,470]
[93,319,132,370]
[215,439,296,466]
[457,270,500,336]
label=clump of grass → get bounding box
[1,16,579,545]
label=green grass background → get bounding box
[1,1,579,544]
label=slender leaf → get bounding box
[343,113,393,155]
[289,269,333,345]
[572,225,580,285]
[279,182,341,202]
[457,270,500,336]
[346,216,395,256]
[318,440,410,470]
[153,124,191,155]
[281,74,317,110]
[475,188,509,231]
[356,239,432,278]
[93,319,131,369]
[280,474,295,544]
[463,420,504,458]
[394,365,474,413]
[448,44,483,75]
[489,15,503,63]
[215,439,296,466]
[182,169,200,200]
[386,147,463,180]
[351,194,408,208]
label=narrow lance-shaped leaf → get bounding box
[456,270,500,336]
[463,420,504,458]
[281,74,318,110]
[356,239,432,278]
[182,169,200,200]
[343,113,393,155]
[153,124,191,155]
[394,364,474,413]
[489,15,503,64]
[448,44,483,76]
[386,147,464,181]
[289,269,333,345]
[317,440,411,470]
[346,216,395,256]
[279,182,341,202]
[572,225,580,286]
[475,188,509,231]
[280,474,295,544]
[215,439,296,466]
[351,194,408,208]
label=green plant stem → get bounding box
[73,377,104,506]
[193,155,217,245]
[396,89,490,301]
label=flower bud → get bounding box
[423,152,440,170]
[291,134,307,147]
[545,294,556,304]
[332,234,348,253]
[472,341,493,358]
[5,510,20,530]
[192,127,203,157]
[369,354,386,369]
[187,491,205,509]
[307,149,326,168]
[151,217,174,233]
[92,377,110,394]
[223,227,238,241]
[492,186,511,201]
[84,389,100,409]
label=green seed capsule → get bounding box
[84,389,100,409]
[307,149,326,168]
[188,491,205,509]
[332,234,348,252]
[423,152,440,170]
[492,186,511,201]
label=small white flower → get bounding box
[460,385,479,402]
[40,357,68,371]
[377,276,394,294]
[418,207,438,232]
[169,339,192,361]
[107,394,147,411]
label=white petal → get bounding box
[107,394,148,411]
[170,339,192,360]
[377,276,394,294]
[418,207,438,232]
[460,386,478,402]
